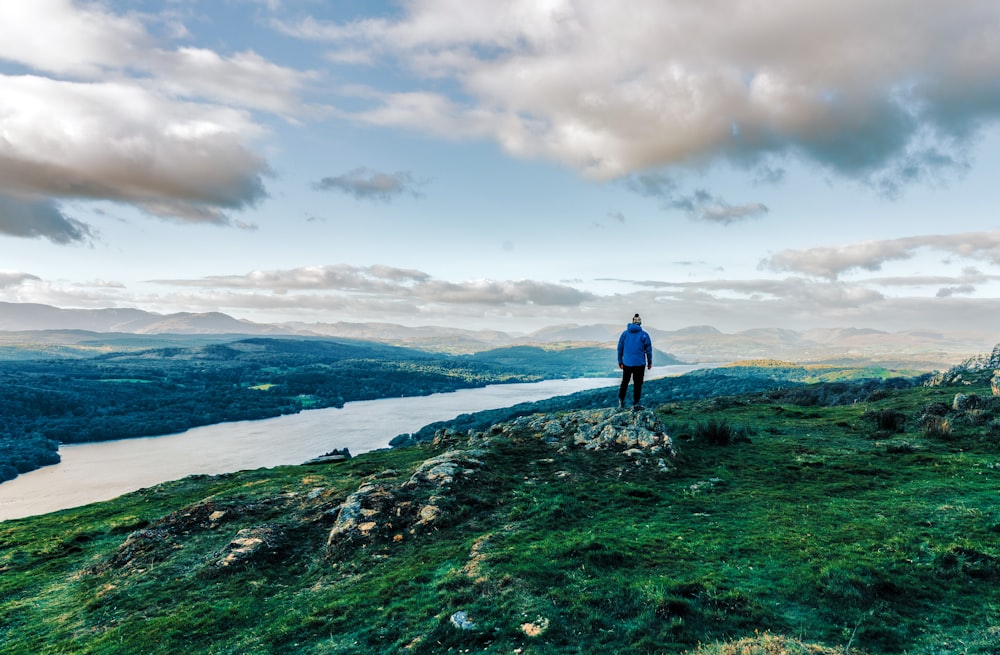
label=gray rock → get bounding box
[326,483,397,550]
[215,525,284,569]
[450,610,475,630]
[953,392,977,410]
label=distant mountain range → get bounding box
[0,302,279,335]
[0,301,994,369]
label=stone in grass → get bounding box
[450,610,475,630]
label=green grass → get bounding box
[2,375,1000,653]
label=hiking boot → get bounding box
[632,404,644,411]
[618,398,625,409]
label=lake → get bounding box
[0,366,705,521]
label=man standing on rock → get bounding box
[617,313,653,410]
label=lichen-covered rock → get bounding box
[325,483,399,551]
[486,408,675,463]
[214,525,285,569]
[403,449,484,489]
[953,392,979,411]
[415,504,441,526]
[431,428,465,447]
[97,527,174,573]
[929,343,1000,386]
[89,499,250,575]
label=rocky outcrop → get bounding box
[468,407,675,470]
[90,496,300,578]
[953,392,979,411]
[213,525,286,569]
[91,500,241,574]
[96,527,175,573]
[931,343,1000,387]
[325,481,415,556]
[324,407,675,560]
[403,449,486,489]
[95,407,676,573]
[324,449,487,557]
[303,447,352,465]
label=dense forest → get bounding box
[0,336,621,482]
[462,344,681,376]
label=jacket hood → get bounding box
[626,323,643,333]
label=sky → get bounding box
[2,0,1000,335]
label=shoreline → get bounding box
[0,376,619,521]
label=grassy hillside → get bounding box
[391,363,913,447]
[2,363,999,653]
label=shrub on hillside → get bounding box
[965,408,989,426]
[863,409,907,433]
[921,402,950,417]
[922,415,952,440]
[694,418,750,446]
[866,388,892,402]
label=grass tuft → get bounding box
[693,417,751,446]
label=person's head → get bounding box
[632,313,642,326]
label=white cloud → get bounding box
[152,264,595,307]
[581,276,1000,335]
[0,271,42,288]
[314,168,424,202]
[0,0,149,76]
[764,240,917,279]
[241,0,284,12]
[858,267,993,288]
[157,265,430,292]
[283,0,1000,186]
[0,75,270,223]
[0,2,315,114]
[135,263,942,333]
[0,0,317,235]
[148,47,318,116]
[763,231,1000,279]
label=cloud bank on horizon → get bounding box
[2,0,1000,335]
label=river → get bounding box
[0,366,704,521]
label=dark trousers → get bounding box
[619,365,646,405]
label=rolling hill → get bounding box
[0,301,994,367]
[2,353,998,653]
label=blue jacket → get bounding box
[618,323,652,367]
